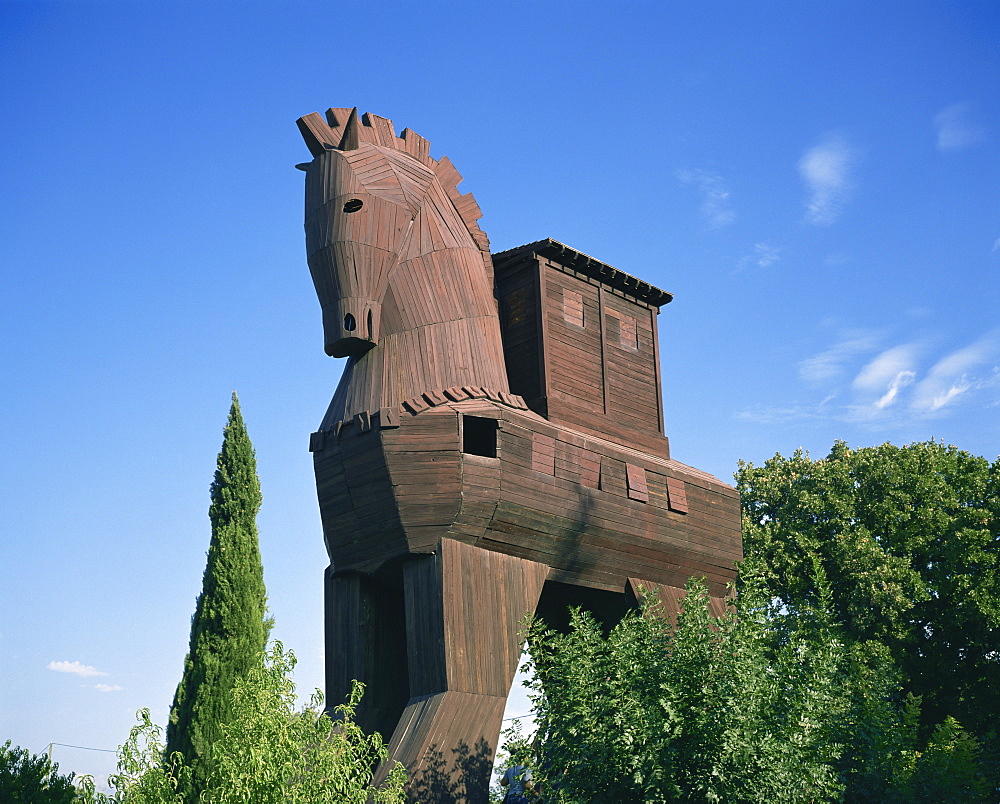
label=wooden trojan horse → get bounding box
[295,108,742,802]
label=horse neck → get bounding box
[323,195,509,425]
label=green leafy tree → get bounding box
[736,441,1000,739]
[78,644,405,803]
[165,393,270,798]
[516,563,993,802]
[199,642,405,804]
[513,439,997,802]
[78,710,188,804]
[0,740,79,803]
[523,566,858,803]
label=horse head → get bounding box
[296,108,493,359]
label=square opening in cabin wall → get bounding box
[462,415,499,458]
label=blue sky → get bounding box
[2,0,998,788]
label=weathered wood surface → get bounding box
[297,108,742,803]
[494,243,673,458]
[312,398,741,597]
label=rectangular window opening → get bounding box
[462,416,499,458]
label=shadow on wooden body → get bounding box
[297,108,741,803]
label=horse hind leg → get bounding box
[377,540,547,804]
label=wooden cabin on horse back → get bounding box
[296,107,742,803]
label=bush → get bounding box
[78,643,404,803]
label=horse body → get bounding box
[297,108,741,802]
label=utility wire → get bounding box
[43,742,117,755]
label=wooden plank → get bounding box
[666,476,689,513]
[598,285,610,414]
[626,463,649,502]
[650,305,665,436]
[531,432,556,475]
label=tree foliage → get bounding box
[519,568,991,802]
[78,643,405,803]
[513,439,997,802]
[736,440,1000,738]
[199,643,405,804]
[524,569,853,802]
[0,740,79,803]
[165,393,270,797]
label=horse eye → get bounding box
[343,199,364,213]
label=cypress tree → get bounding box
[166,392,269,798]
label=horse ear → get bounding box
[325,107,355,129]
[340,108,363,151]
[342,110,398,149]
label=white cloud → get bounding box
[873,370,917,410]
[992,237,1000,253]
[853,344,920,392]
[934,103,986,152]
[743,328,1000,427]
[848,344,921,420]
[734,403,822,424]
[798,135,855,225]
[735,243,781,272]
[93,683,124,693]
[752,243,780,267]
[910,332,999,413]
[47,660,108,678]
[677,168,735,228]
[798,330,880,385]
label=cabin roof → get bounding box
[492,238,674,308]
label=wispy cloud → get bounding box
[798,329,881,385]
[848,343,921,419]
[677,169,735,228]
[934,103,986,152]
[93,683,124,693]
[747,243,781,268]
[735,404,823,424]
[853,344,920,393]
[47,660,108,678]
[798,135,855,225]
[741,328,1000,426]
[910,331,1000,413]
[823,252,853,267]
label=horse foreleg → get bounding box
[324,566,409,743]
[379,539,548,804]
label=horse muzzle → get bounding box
[323,298,381,357]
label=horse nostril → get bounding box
[344,314,356,332]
